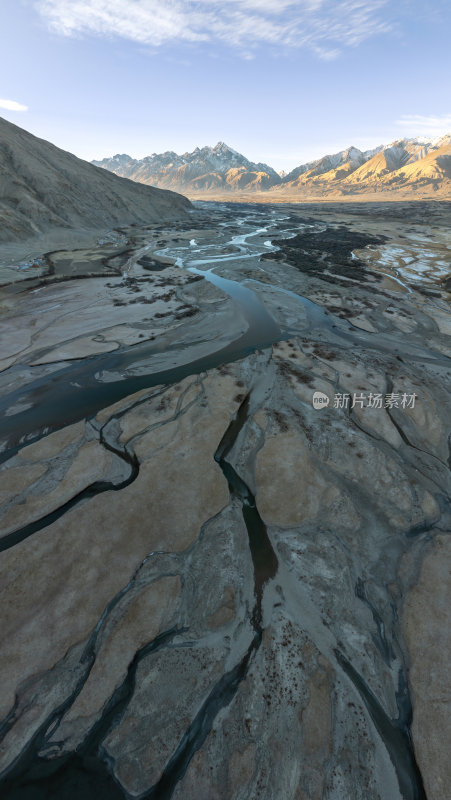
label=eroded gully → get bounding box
[0,206,437,799]
[0,389,278,800]
[2,208,446,462]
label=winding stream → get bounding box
[0,203,446,800]
[3,207,446,462]
[0,212,327,458]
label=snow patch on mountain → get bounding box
[92,134,451,197]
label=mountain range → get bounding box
[0,117,190,244]
[93,142,281,193]
[93,136,451,199]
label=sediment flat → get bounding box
[0,201,450,800]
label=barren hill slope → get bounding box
[0,117,191,244]
[277,137,451,198]
[383,142,451,186]
[336,142,451,194]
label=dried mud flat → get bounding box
[0,201,450,800]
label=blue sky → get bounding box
[1,0,450,171]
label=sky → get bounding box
[1,0,450,172]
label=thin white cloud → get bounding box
[0,98,28,112]
[396,114,451,135]
[36,0,393,58]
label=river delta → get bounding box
[0,201,450,799]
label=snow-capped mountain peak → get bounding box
[93,142,280,192]
[92,133,451,197]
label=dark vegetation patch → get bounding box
[156,397,169,411]
[217,364,233,376]
[325,305,354,319]
[273,410,290,432]
[175,307,198,320]
[137,256,168,272]
[262,226,387,283]
[417,286,444,298]
[294,372,314,385]
[311,344,338,360]
[290,407,315,444]
[276,358,314,386]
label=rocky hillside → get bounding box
[93,142,281,194]
[278,136,451,197]
[0,117,191,244]
[94,136,451,198]
[282,144,383,184]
